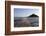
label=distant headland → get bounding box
[28,14,39,17]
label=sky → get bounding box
[14,8,39,17]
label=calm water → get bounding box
[14,17,39,27]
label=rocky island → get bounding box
[28,14,39,17]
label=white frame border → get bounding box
[11,5,42,32]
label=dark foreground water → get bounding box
[14,17,39,27]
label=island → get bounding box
[28,14,39,17]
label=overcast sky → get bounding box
[14,8,39,17]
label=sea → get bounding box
[14,17,39,27]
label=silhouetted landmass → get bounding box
[28,14,39,17]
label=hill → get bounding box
[28,14,39,17]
